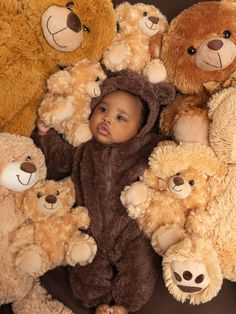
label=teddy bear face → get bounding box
[20,0,116,64]
[116,2,168,38]
[0,133,46,192]
[22,179,75,221]
[161,1,236,94]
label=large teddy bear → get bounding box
[12,178,97,276]
[38,59,106,146]
[149,0,236,145]
[121,142,226,256]
[102,2,168,83]
[0,0,116,137]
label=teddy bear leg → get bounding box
[162,238,223,304]
[65,232,97,266]
[143,59,167,84]
[103,41,132,72]
[151,224,186,255]
[120,181,151,219]
[15,244,49,276]
[13,281,73,314]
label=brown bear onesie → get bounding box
[32,70,175,312]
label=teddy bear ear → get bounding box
[60,177,75,196]
[154,82,176,106]
[208,87,235,119]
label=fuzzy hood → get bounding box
[90,70,176,138]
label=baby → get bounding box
[33,70,175,314]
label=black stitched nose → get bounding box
[67,12,81,32]
[20,162,36,174]
[148,16,159,24]
[45,195,57,204]
[207,39,223,51]
[173,176,184,186]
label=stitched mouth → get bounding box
[16,174,32,186]
[93,88,99,97]
[44,203,56,210]
[203,52,222,69]
[170,184,182,192]
[46,16,68,48]
[144,22,157,31]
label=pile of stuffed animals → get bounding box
[1,0,236,312]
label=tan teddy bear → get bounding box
[159,89,236,305]
[148,0,236,145]
[102,2,168,83]
[121,142,225,256]
[38,59,106,146]
[11,178,97,276]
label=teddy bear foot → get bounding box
[103,41,131,71]
[16,249,43,275]
[143,59,167,84]
[66,234,97,266]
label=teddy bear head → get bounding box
[21,178,76,222]
[0,133,46,192]
[208,87,236,164]
[148,142,226,209]
[18,0,116,64]
[161,0,236,95]
[116,2,168,38]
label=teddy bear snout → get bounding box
[45,195,57,204]
[20,162,37,174]
[207,39,223,51]
[148,16,159,25]
[67,12,81,33]
[173,176,184,186]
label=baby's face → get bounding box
[89,91,142,144]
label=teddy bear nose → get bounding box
[207,39,223,51]
[45,195,57,204]
[148,16,159,24]
[20,162,36,174]
[67,12,81,33]
[173,176,184,186]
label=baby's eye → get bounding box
[117,115,126,121]
[99,106,107,113]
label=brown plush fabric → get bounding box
[31,70,175,312]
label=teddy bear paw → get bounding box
[143,59,167,84]
[66,234,97,266]
[120,182,150,218]
[65,123,92,146]
[151,225,186,255]
[16,249,42,275]
[103,41,131,71]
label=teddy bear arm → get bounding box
[149,33,163,59]
[11,223,35,250]
[71,206,90,229]
[103,40,132,71]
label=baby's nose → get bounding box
[103,116,112,124]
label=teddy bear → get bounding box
[0,0,116,137]
[121,141,226,256]
[102,2,168,83]
[158,88,236,305]
[11,178,97,276]
[38,59,106,146]
[148,0,236,145]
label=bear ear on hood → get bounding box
[153,82,176,106]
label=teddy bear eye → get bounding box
[56,190,60,196]
[95,77,100,82]
[176,172,180,176]
[116,22,121,33]
[189,180,195,186]
[66,1,74,10]
[37,192,43,198]
[223,30,231,39]
[187,46,197,55]
[26,156,32,161]
[143,12,148,17]
[83,25,90,33]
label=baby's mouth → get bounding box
[97,124,110,136]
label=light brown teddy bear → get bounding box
[0,133,45,305]
[148,0,236,145]
[121,142,225,256]
[159,88,236,305]
[102,1,168,83]
[0,0,116,137]
[12,178,97,276]
[38,59,106,146]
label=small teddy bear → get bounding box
[102,2,168,83]
[121,142,225,256]
[11,178,97,276]
[38,59,106,147]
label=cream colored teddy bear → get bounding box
[39,59,106,147]
[11,178,97,276]
[102,2,168,83]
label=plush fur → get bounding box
[38,59,106,147]
[11,178,97,276]
[102,2,168,83]
[0,0,116,137]
[149,0,236,145]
